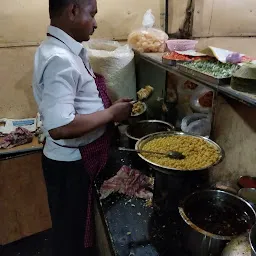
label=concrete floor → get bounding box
[0,230,52,256]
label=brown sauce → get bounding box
[186,198,251,236]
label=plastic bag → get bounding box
[226,52,242,64]
[84,40,136,102]
[128,9,168,53]
[181,113,211,137]
[190,85,213,114]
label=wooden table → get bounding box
[0,146,51,245]
[0,136,43,157]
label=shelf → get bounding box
[138,52,256,107]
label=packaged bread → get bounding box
[128,10,168,53]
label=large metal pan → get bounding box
[250,223,256,256]
[135,131,224,175]
[179,190,256,256]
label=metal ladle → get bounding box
[118,147,185,160]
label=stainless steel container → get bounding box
[125,120,175,148]
[135,131,224,175]
[179,190,256,256]
[238,188,256,210]
[250,224,256,256]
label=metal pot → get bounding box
[125,120,175,148]
[179,190,256,256]
[135,131,224,175]
[250,224,256,256]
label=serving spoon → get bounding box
[118,147,185,160]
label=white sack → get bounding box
[84,40,136,102]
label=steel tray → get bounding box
[135,131,224,175]
[178,64,232,85]
[162,57,192,66]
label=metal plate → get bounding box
[131,102,147,117]
[135,131,224,174]
[178,65,231,85]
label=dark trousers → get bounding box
[42,155,90,256]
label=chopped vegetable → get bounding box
[181,61,238,78]
[163,52,214,61]
[163,52,191,61]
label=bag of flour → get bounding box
[84,40,136,102]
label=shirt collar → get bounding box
[47,25,83,56]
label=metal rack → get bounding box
[138,52,256,107]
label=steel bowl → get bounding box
[179,190,256,256]
[238,188,256,210]
[135,131,224,175]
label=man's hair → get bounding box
[49,0,86,19]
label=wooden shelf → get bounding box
[138,52,256,107]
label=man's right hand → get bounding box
[48,101,132,140]
[108,102,132,122]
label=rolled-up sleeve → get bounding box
[40,55,80,131]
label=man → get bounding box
[33,0,132,255]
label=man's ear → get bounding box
[67,3,79,21]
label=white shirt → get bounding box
[33,26,105,161]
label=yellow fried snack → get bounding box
[132,101,144,115]
[141,135,220,170]
[137,85,154,100]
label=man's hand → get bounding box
[113,98,133,104]
[48,98,133,140]
[107,101,132,122]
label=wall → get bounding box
[211,96,256,182]
[2,0,256,119]
[0,0,162,118]
[167,0,256,56]
[0,0,161,47]
[193,0,256,37]
[0,47,37,119]
[193,0,256,182]
[193,0,256,56]
[167,0,256,182]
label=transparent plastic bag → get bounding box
[181,113,211,137]
[128,9,168,53]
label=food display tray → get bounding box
[162,57,192,66]
[178,64,232,85]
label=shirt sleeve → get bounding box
[40,55,81,131]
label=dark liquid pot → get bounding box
[179,190,256,256]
